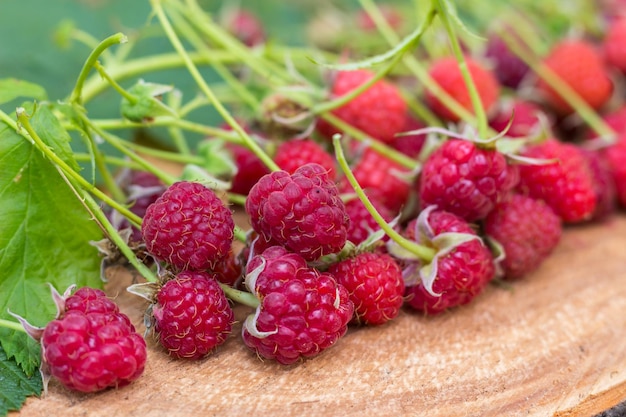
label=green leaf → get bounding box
[0,79,47,107]
[0,122,103,375]
[29,103,81,172]
[0,344,42,415]
[120,80,178,122]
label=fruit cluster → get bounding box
[16,0,626,395]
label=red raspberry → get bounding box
[356,5,403,31]
[142,181,235,270]
[517,139,597,223]
[603,17,626,74]
[226,143,271,196]
[489,99,549,138]
[537,40,613,115]
[213,249,244,287]
[153,271,235,359]
[41,289,147,393]
[245,163,349,261]
[390,116,427,158]
[316,69,407,144]
[402,209,495,315]
[343,191,394,246]
[223,8,265,47]
[586,105,626,139]
[484,32,531,89]
[418,139,519,222]
[484,194,562,279]
[274,139,337,179]
[242,246,353,364]
[580,148,617,219]
[425,57,500,123]
[328,252,404,325]
[340,148,412,214]
[599,133,626,208]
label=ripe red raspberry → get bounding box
[418,139,519,222]
[580,147,617,219]
[343,191,394,246]
[390,116,427,158]
[274,139,336,179]
[484,32,531,89]
[328,252,404,325]
[226,143,271,195]
[537,40,613,115]
[484,194,562,279]
[142,181,235,270]
[242,246,354,364]
[153,271,235,359]
[517,139,597,223]
[402,208,495,315]
[316,69,407,144]
[40,287,146,393]
[246,163,349,261]
[599,133,626,208]
[213,249,244,287]
[489,99,549,138]
[603,17,626,74]
[340,148,412,214]
[425,57,500,123]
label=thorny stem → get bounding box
[333,136,435,262]
[13,108,143,226]
[0,319,27,333]
[435,0,489,142]
[151,0,280,172]
[69,32,127,105]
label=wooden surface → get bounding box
[13,214,626,417]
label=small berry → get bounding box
[390,116,427,158]
[226,143,271,196]
[246,163,349,261]
[599,133,626,208]
[328,252,404,325]
[425,57,500,122]
[484,194,562,279]
[274,139,336,178]
[142,181,235,270]
[343,191,394,246]
[316,69,407,144]
[224,8,265,47]
[242,246,354,364]
[489,99,548,138]
[418,139,519,222]
[484,31,531,89]
[153,271,235,359]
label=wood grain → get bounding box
[12,214,626,417]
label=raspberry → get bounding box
[489,99,549,138]
[343,191,394,246]
[603,16,626,74]
[242,246,353,364]
[537,40,613,115]
[316,69,407,144]
[223,8,265,47]
[425,57,500,123]
[274,139,337,179]
[226,143,271,196]
[390,116,427,158]
[484,32,531,89]
[484,194,562,279]
[213,249,244,287]
[580,147,617,219]
[418,139,519,222]
[142,181,235,270]
[328,252,404,325]
[599,133,626,208]
[340,148,412,214]
[40,288,146,393]
[517,139,597,223]
[245,163,349,261]
[356,5,403,31]
[402,209,495,315]
[153,271,235,359]
[586,105,626,139]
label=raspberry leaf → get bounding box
[29,103,81,172]
[0,345,43,415]
[0,120,103,375]
[0,79,47,106]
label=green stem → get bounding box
[164,90,191,155]
[74,153,144,169]
[333,136,435,262]
[219,283,259,308]
[69,32,127,105]
[228,192,247,206]
[117,140,204,165]
[233,225,247,243]
[0,319,26,333]
[13,108,142,226]
[94,61,137,103]
[82,123,127,202]
[152,0,279,172]
[435,0,488,141]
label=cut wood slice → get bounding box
[13,214,626,417]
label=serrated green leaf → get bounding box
[0,344,42,415]
[0,122,103,375]
[0,79,47,107]
[28,103,81,172]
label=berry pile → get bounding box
[12,0,626,397]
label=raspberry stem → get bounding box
[218,283,259,308]
[333,136,435,262]
[0,318,27,333]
